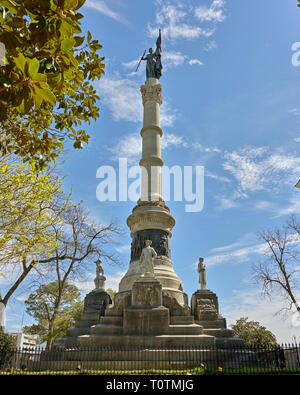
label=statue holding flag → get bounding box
[136,29,163,80]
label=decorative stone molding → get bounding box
[140,124,163,137]
[127,205,176,237]
[136,198,167,208]
[140,83,163,105]
[139,156,163,167]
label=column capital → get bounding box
[140,83,163,106]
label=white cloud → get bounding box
[106,130,223,164]
[294,137,300,143]
[73,270,126,293]
[205,170,231,183]
[222,288,300,344]
[115,244,131,254]
[163,51,187,68]
[147,2,216,42]
[105,271,126,291]
[249,196,300,218]
[107,133,141,163]
[107,132,186,163]
[122,58,140,70]
[204,40,217,52]
[275,196,300,217]
[98,77,142,123]
[205,242,265,267]
[84,0,126,23]
[195,0,226,23]
[204,233,265,267]
[97,76,177,127]
[188,59,204,66]
[288,108,300,117]
[252,200,274,211]
[161,133,186,149]
[160,102,178,127]
[223,146,300,195]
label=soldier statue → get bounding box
[198,257,207,290]
[140,240,157,276]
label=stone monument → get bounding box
[54,30,241,350]
[54,259,112,347]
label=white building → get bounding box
[8,332,38,349]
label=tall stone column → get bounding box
[118,78,187,305]
[139,77,163,202]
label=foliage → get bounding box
[24,281,83,345]
[0,174,121,339]
[0,0,105,169]
[106,288,117,303]
[0,329,16,351]
[24,204,120,348]
[231,317,277,348]
[0,154,73,311]
[0,155,70,274]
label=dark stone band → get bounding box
[130,229,170,261]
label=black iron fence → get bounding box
[0,344,300,375]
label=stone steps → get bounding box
[203,328,233,337]
[78,333,215,347]
[195,318,226,329]
[74,320,99,328]
[167,324,203,335]
[170,316,195,325]
[99,316,123,325]
[66,327,92,337]
[90,324,123,335]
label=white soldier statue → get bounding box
[139,240,157,276]
[94,258,106,290]
[95,258,104,277]
[198,257,207,290]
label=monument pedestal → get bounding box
[191,289,243,346]
[124,276,169,335]
[76,276,215,348]
[54,288,112,347]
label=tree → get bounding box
[24,281,83,347]
[0,328,16,351]
[0,155,69,265]
[0,155,121,333]
[253,215,300,316]
[231,317,277,348]
[0,154,71,313]
[106,288,117,303]
[23,204,121,348]
[0,0,105,169]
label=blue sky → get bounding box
[3,0,300,342]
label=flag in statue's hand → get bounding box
[156,29,162,51]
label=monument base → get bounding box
[54,288,112,347]
[55,277,241,349]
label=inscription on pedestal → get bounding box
[132,278,162,307]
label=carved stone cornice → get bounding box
[140,83,163,106]
[127,203,176,237]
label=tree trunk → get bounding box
[0,301,5,331]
